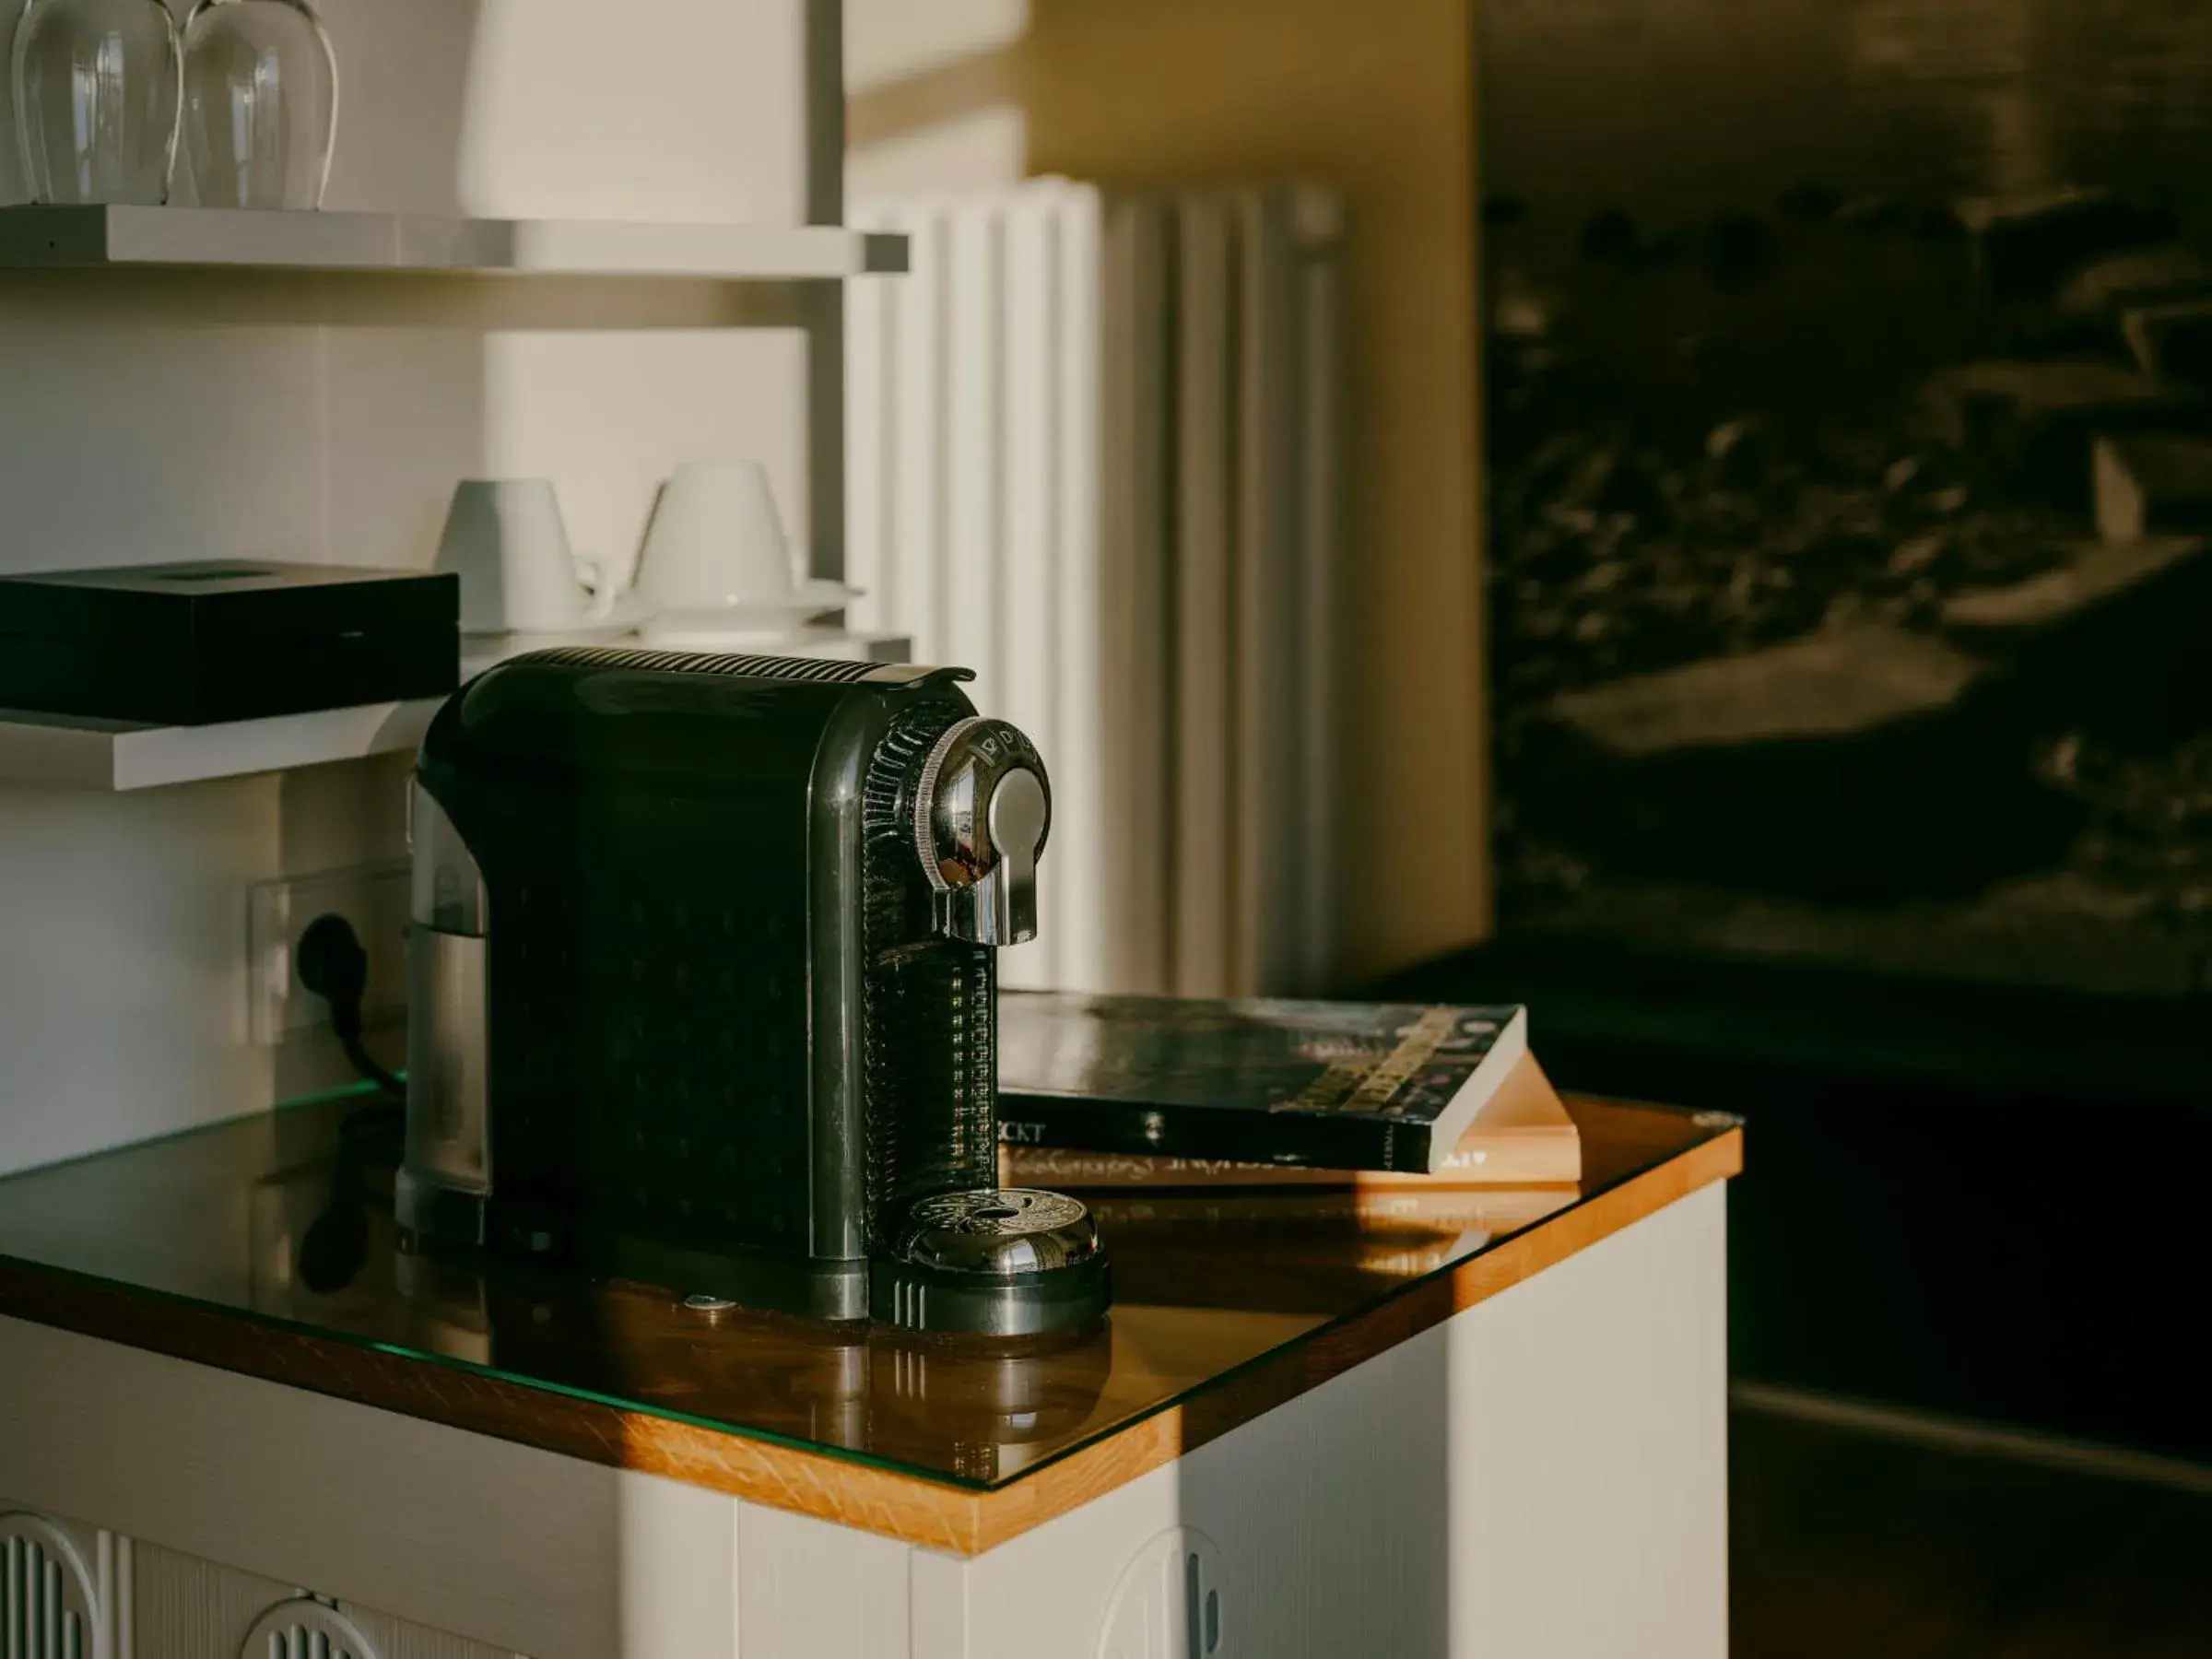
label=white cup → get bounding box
[634,460,796,611]
[436,479,614,634]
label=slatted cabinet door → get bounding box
[0,1512,105,1654]
[239,1602,378,1659]
[131,1540,524,1659]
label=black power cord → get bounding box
[294,912,406,1292]
[296,912,405,1101]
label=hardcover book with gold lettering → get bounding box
[996,994,1535,1174]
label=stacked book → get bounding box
[995,994,1579,1208]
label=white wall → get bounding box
[0,0,830,1174]
[844,0,1028,195]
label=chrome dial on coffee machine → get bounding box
[395,647,1111,1335]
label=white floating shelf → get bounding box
[0,632,913,790]
[0,205,908,279]
[0,700,441,792]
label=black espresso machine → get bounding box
[395,646,1110,1336]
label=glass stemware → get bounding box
[180,0,338,210]
[10,0,184,206]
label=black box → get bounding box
[0,560,459,725]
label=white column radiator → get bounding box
[848,181,1346,997]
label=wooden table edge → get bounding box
[0,1125,1742,1559]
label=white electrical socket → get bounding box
[247,862,412,1045]
[1097,1528,1228,1659]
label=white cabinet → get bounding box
[2,1183,1730,1659]
[0,1516,527,1659]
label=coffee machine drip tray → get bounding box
[568,1188,1112,1335]
[873,1188,1112,1336]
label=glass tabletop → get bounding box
[0,1088,1731,1490]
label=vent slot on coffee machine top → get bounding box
[522,645,902,685]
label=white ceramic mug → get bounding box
[436,479,614,634]
[634,460,795,611]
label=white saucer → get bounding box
[636,581,857,647]
[462,589,659,646]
